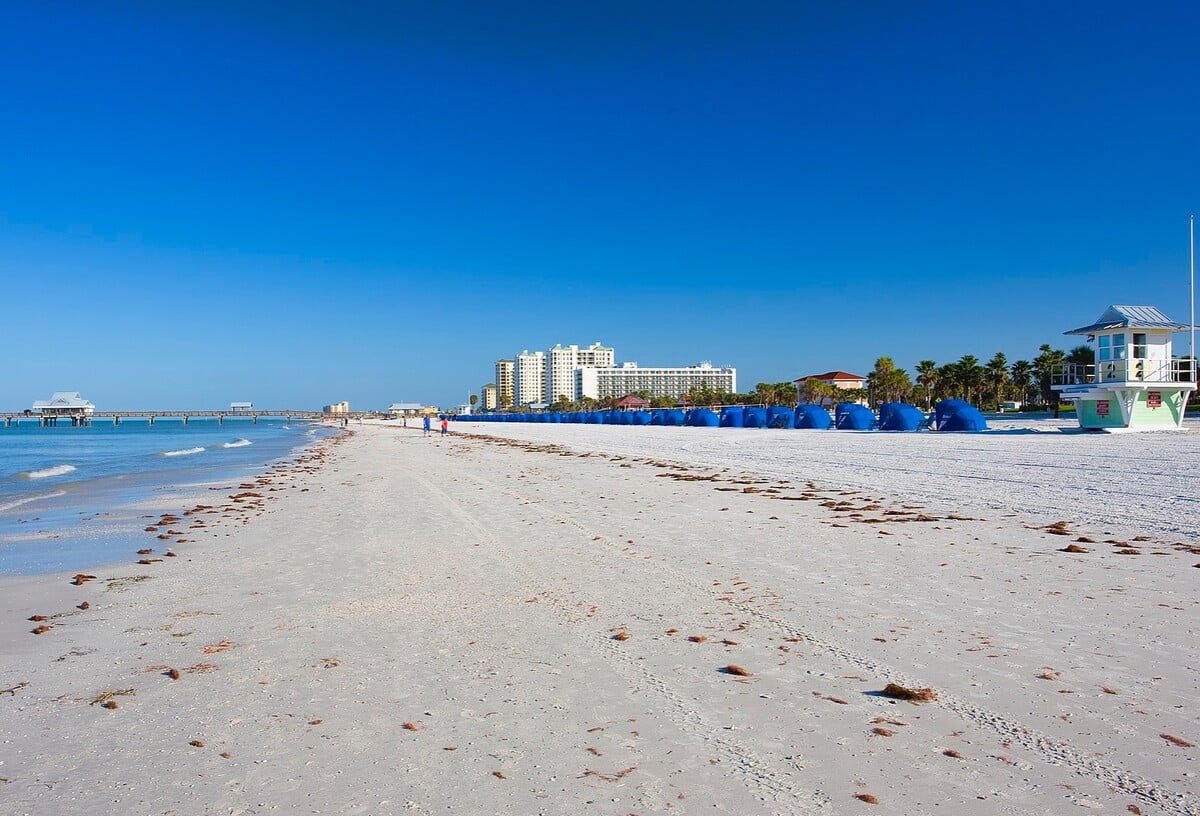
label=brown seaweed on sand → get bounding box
[853,793,879,804]
[1160,733,1195,748]
[880,683,938,703]
[720,665,752,676]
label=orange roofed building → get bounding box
[615,395,651,410]
[793,371,867,409]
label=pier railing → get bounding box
[1051,359,1196,387]
[1,410,376,427]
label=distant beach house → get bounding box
[322,401,350,415]
[387,402,424,417]
[793,371,867,409]
[32,392,95,417]
[616,395,651,411]
[229,401,253,412]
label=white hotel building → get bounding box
[578,362,736,401]
[546,342,615,403]
[514,350,547,406]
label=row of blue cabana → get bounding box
[455,399,987,432]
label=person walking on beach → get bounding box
[423,415,431,436]
[440,417,449,436]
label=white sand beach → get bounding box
[1,420,1197,815]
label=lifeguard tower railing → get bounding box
[1051,358,1196,386]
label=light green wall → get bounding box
[1076,389,1186,429]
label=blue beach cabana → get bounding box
[687,408,719,427]
[743,406,767,428]
[662,409,686,426]
[835,403,876,430]
[767,406,795,429]
[937,403,988,432]
[878,402,925,431]
[793,403,832,429]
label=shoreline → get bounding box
[0,421,339,578]
[1,423,1196,814]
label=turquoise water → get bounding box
[0,418,330,576]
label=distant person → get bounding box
[423,416,431,436]
[440,417,449,435]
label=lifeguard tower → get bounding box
[1051,305,1196,431]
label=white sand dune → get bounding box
[0,422,1196,815]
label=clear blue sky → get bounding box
[3,1,1198,410]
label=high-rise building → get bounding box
[495,359,515,408]
[578,362,736,401]
[514,350,546,406]
[481,383,498,411]
[546,342,616,403]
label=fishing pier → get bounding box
[3,410,367,428]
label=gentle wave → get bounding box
[23,464,78,480]
[160,447,205,457]
[0,490,67,512]
[219,439,252,448]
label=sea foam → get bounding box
[219,439,252,448]
[0,490,67,512]
[160,447,205,457]
[23,464,77,480]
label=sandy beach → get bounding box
[1,421,1197,815]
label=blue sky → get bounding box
[2,1,1198,409]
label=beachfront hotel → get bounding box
[577,362,737,401]
[514,350,547,406]
[546,342,615,403]
[494,359,514,408]
[480,383,498,411]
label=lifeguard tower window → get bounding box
[1098,335,1110,360]
[1133,333,1147,358]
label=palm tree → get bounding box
[1009,360,1033,407]
[956,355,984,404]
[985,352,1009,409]
[1032,344,1065,407]
[914,360,938,409]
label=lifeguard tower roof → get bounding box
[1065,305,1189,336]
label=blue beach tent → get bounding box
[662,409,686,426]
[631,410,652,425]
[934,399,972,428]
[793,404,832,429]
[687,408,719,427]
[649,410,665,426]
[938,404,988,432]
[878,402,925,431]
[719,406,745,428]
[835,403,876,430]
[743,406,767,428]
[767,406,795,429]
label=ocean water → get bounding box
[0,418,332,576]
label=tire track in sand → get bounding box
[407,465,829,813]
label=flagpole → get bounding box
[1191,214,1196,381]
